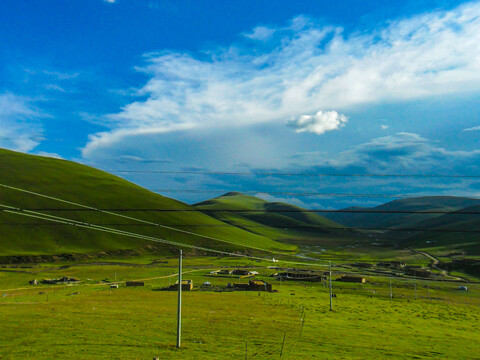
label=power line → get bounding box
[3,208,479,215]
[2,222,480,233]
[1,204,330,268]
[150,189,434,199]
[0,205,266,261]
[108,170,480,178]
[0,183,298,258]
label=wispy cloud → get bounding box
[83,2,480,158]
[243,26,276,41]
[463,125,480,131]
[0,93,46,152]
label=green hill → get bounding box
[0,149,296,257]
[398,204,480,255]
[325,196,480,229]
[195,192,344,241]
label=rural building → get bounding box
[232,269,251,276]
[248,280,273,292]
[448,251,466,258]
[202,281,212,288]
[126,281,145,287]
[41,277,80,284]
[378,261,406,269]
[233,283,250,290]
[458,286,468,291]
[274,271,323,282]
[405,268,432,278]
[233,280,273,292]
[210,269,233,275]
[337,275,366,283]
[110,284,119,289]
[29,279,38,285]
[173,279,193,291]
[57,276,80,284]
[355,263,374,268]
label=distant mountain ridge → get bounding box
[324,196,480,229]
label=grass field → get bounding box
[1,256,479,359]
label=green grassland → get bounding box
[1,257,480,359]
[0,149,295,256]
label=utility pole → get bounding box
[389,276,392,302]
[176,249,182,348]
[414,276,417,300]
[280,331,287,357]
[329,261,333,311]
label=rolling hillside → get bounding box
[195,192,345,241]
[0,149,296,257]
[325,196,480,229]
[397,204,480,255]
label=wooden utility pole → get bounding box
[389,276,392,302]
[176,250,182,348]
[329,261,333,311]
[414,277,417,300]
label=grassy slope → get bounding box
[0,149,295,255]
[195,192,345,241]
[325,196,480,229]
[398,204,480,255]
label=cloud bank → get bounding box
[83,2,480,163]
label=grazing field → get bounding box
[1,257,479,359]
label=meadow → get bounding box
[1,256,479,359]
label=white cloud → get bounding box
[83,2,480,159]
[0,93,45,152]
[463,125,480,131]
[255,193,307,207]
[243,26,276,41]
[287,110,347,135]
[104,0,116,3]
[35,151,63,159]
[381,125,389,130]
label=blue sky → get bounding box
[2,0,480,208]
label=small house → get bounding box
[405,268,432,278]
[29,279,38,285]
[174,279,193,291]
[232,280,273,292]
[458,286,468,291]
[232,269,251,276]
[249,280,273,292]
[274,271,323,282]
[337,276,366,283]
